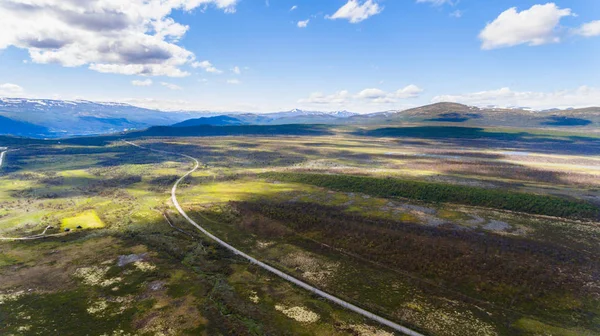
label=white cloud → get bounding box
[396,84,424,98]
[160,82,182,90]
[0,83,24,96]
[231,66,241,74]
[227,79,241,85]
[132,79,153,86]
[357,88,387,99]
[575,20,600,37]
[356,85,423,103]
[479,3,573,50]
[192,60,223,74]
[327,0,383,24]
[416,0,456,6]
[0,0,238,77]
[297,19,310,28]
[432,86,600,109]
[300,85,422,106]
[290,5,298,11]
[89,64,190,77]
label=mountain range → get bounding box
[0,98,361,137]
[0,97,598,138]
[343,103,600,128]
[172,109,359,128]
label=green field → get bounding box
[61,210,105,230]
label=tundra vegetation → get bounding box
[1,125,599,336]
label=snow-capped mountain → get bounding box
[247,109,359,124]
[0,98,209,137]
[0,99,363,138]
[4,98,595,139]
[328,110,359,118]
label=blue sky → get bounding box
[0,0,598,112]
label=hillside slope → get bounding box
[0,98,209,137]
[0,116,50,137]
[128,124,333,138]
[345,103,600,128]
[173,115,246,127]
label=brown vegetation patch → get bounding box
[231,201,600,311]
[280,251,340,286]
[0,237,119,292]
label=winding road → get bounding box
[0,148,20,169]
[126,141,424,336]
[0,149,7,168]
[0,225,65,241]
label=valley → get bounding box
[1,125,598,335]
[1,1,598,335]
[2,99,599,139]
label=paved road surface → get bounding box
[0,150,6,167]
[127,141,425,336]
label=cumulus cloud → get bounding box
[132,79,153,86]
[327,0,383,24]
[160,82,182,90]
[395,85,424,98]
[357,85,423,103]
[0,83,24,96]
[226,79,241,85]
[290,5,298,11]
[575,20,600,37]
[432,86,600,109]
[0,0,238,77]
[297,19,310,28]
[357,88,387,99]
[192,60,223,74]
[300,85,422,106]
[479,3,573,50]
[231,66,241,74]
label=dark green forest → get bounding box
[262,172,600,220]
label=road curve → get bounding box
[0,225,65,241]
[126,141,425,336]
[0,149,20,169]
[0,150,7,167]
[0,233,65,241]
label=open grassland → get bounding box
[1,126,599,335]
[61,210,105,230]
[0,141,400,336]
[167,128,598,336]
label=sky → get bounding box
[0,0,599,113]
